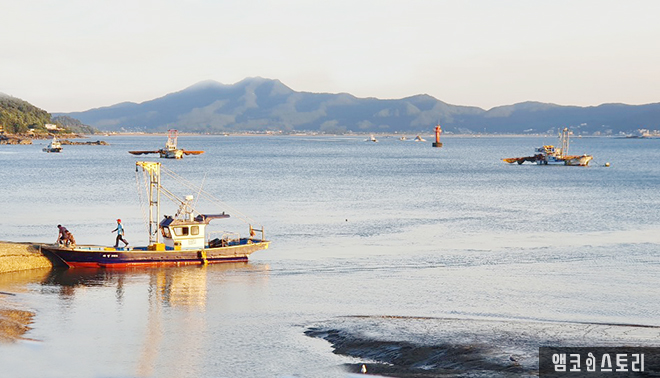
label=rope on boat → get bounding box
[135,168,150,236]
[136,164,263,230]
[161,167,260,226]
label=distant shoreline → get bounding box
[92,132,611,138]
[0,132,637,145]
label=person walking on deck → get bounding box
[112,219,129,248]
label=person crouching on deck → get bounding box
[57,225,76,247]
[112,219,129,248]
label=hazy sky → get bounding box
[2,0,659,112]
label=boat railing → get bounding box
[248,225,266,242]
[207,232,241,247]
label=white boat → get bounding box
[43,137,62,153]
[503,128,593,166]
[160,130,185,159]
[414,135,426,142]
[366,135,378,142]
[533,145,593,166]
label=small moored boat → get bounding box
[42,161,269,268]
[43,137,62,153]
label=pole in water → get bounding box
[432,124,443,148]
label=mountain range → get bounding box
[58,77,660,135]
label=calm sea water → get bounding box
[1,135,659,377]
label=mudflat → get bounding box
[0,307,34,343]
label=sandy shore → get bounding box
[0,242,52,275]
[0,242,53,342]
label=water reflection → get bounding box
[42,262,270,308]
[0,268,52,292]
[32,263,271,378]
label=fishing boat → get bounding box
[42,137,62,153]
[42,161,269,268]
[129,129,205,159]
[503,128,593,166]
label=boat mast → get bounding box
[166,129,178,151]
[136,161,161,245]
[560,127,570,158]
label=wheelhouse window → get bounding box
[191,226,199,235]
[161,227,172,238]
[173,227,189,236]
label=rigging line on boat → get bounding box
[135,168,150,235]
[159,167,259,225]
[194,172,207,210]
[133,167,196,219]
[157,167,258,225]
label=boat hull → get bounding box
[160,149,184,159]
[41,240,269,268]
[536,155,593,166]
[564,155,593,166]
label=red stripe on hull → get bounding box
[66,257,249,269]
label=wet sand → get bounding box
[0,306,35,343]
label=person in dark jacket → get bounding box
[57,224,76,247]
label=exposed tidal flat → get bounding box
[1,135,659,377]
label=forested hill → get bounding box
[59,78,660,135]
[0,94,98,134]
[0,94,51,133]
[51,115,100,134]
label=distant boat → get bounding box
[43,137,62,153]
[366,135,378,142]
[399,136,407,141]
[503,128,593,166]
[129,129,205,159]
[414,135,426,142]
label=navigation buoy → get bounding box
[432,125,443,148]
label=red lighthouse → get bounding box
[432,125,443,148]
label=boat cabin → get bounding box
[536,145,560,156]
[159,213,230,250]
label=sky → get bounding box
[2,0,660,113]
